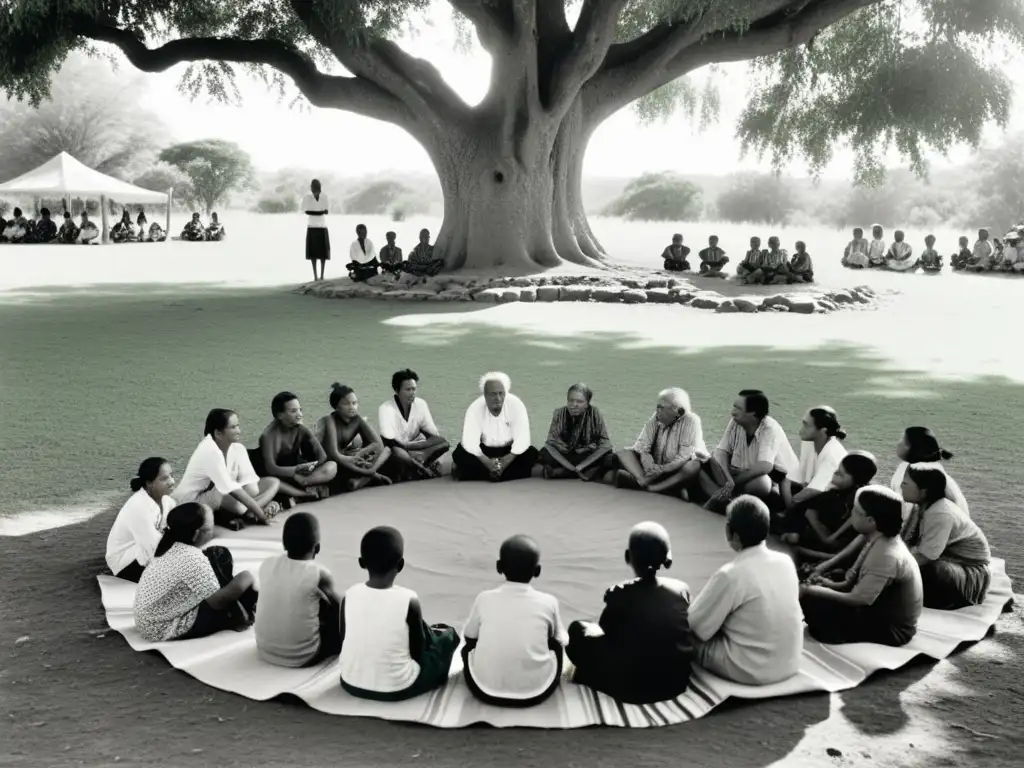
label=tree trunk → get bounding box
[429,98,608,274]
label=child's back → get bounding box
[255,554,325,667]
[602,575,693,664]
[339,582,420,693]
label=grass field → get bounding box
[1,218,1022,767]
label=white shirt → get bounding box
[349,238,376,264]
[463,582,569,700]
[461,394,531,455]
[300,192,329,228]
[255,555,326,667]
[339,583,420,693]
[106,490,177,575]
[890,461,970,518]
[788,436,847,491]
[173,436,260,503]
[133,543,222,642]
[378,397,440,445]
[716,416,799,475]
[689,543,803,685]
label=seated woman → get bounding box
[106,457,178,583]
[320,383,392,492]
[257,391,338,502]
[899,464,991,610]
[133,502,258,642]
[799,486,923,647]
[452,371,539,482]
[661,234,691,272]
[884,230,918,271]
[205,212,226,241]
[2,207,27,242]
[146,221,167,242]
[58,211,80,243]
[403,228,445,277]
[787,241,814,282]
[919,234,943,272]
[539,383,613,481]
[30,208,58,243]
[567,522,694,704]
[181,213,205,241]
[174,409,282,530]
[377,368,450,481]
[890,426,969,517]
[111,209,137,243]
[607,387,706,496]
[78,212,100,244]
[735,237,765,284]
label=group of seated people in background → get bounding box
[0,205,230,244]
[106,371,994,708]
[661,234,814,285]
[346,224,447,282]
[179,212,226,242]
[842,223,1024,274]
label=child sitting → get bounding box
[787,241,814,283]
[255,512,343,667]
[461,535,568,707]
[697,235,729,276]
[736,236,765,284]
[1001,234,1022,272]
[842,227,869,268]
[966,228,993,271]
[951,236,971,270]
[339,526,459,701]
[566,522,694,704]
[919,235,943,272]
[661,234,691,272]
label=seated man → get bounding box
[965,228,993,272]
[451,371,539,482]
[698,235,729,276]
[403,228,445,277]
[884,229,917,271]
[78,212,100,244]
[699,389,799,513]
[689,496,803,685]
[378,231,404,275]
[346,223,379,281]
[735,237,765,284]
[759,236,790,284]
[377,368,450,481]
[205,212,226,241]
[787,240,814,283]
[257,391,338,502]
[57,211,79,243]
[181,212,205,241]
[950,235,971,270]
[30,207,58,243]
[111,209,137,243]
[919,234,943,272]
[841,227,869,268]
[2,207,28,243]
[538,382,613,481]
[866,224,887,268]
[607,387,706,496]
[661,234,691,272]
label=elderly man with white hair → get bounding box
[451,372,539,482]
[606,387,708,496]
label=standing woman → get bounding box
[301,178,330,281]
[106,457,178,582]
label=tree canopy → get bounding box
[2,1,1021,271]
[159,139,255,213]
[603,171,703,221]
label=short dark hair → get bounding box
[498,535,540,582]
[391,369,419,393]
[567,382,593,402]
[841,450,878,486]
[360,526,404,574]
[857,486,904,537]
[40,207,50,217]
[329,382,354,409]
[204,408,236,437]
[271,391,299,417]
[739,389,769,419]
[283,512,320,557]
[906,463,948,506]
[726,495,770,548]
[385,230,396,238]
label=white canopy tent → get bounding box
[0,152,171,243]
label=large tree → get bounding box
[1,1,1020,272]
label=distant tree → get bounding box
[158,140,256,214]
[132,162,193,206]
[715,175,796,226]
[969,132,1024,230]
[255,195,300,214]
[603,172,703,222]
[344,180,428,217]
[0,52,166,182]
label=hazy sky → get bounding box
[134,10,1023,179]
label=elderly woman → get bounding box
[899,463,991,610]
[538,383,613,481]
[606,387,707,496]
[452,372,539,482]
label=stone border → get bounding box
[294,272,880,314]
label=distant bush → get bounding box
[255,195,299,214]
[603,172,704,222]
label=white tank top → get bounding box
[339,583,420,693]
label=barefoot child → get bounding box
[566,522,694,704]
[919,235,943,272]
[339,526,459,700]
[951,236,971,271]
[867,224,887,268]
[461,535,568,707]
[698,235,729,276]
[661,234,691,272]
[787,241,814,283]
[255,513,343,667]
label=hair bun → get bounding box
[129,476,143,492]
[835,427,848,440]
[331,382,342,390]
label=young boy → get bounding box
[761,236,790,284]
[378,231,404,275]
[461,535,568,707]
[919,234,943,272]
[339,526,459,701]
[787,241,814,283]
[566,522,694,704]
[866,224,887,268]
[698,235,729,276]
[736,236,765,284]
[951,235,971,270]
[661,234,691,272]
[966,228,993,272]
[884,229,917,271]
[842,227,869,268]
[255,512,343,667]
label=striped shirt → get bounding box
[409,243,435,264]
[761,249,787,269]
[742,249,764,268]
[631,412,707,467]
[715,416,799,475]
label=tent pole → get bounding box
[100,195,110,244]
[166,189,172,243]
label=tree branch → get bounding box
[68,15,415,128]
[547,0,628,117]
[448,0,515,52]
